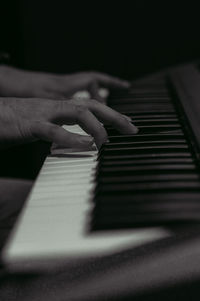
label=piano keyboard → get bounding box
[2,125,168,268]
[92,68,200,230]
[3,63,200,268]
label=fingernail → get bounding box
[128,123,139,134]
[123,114,132,122]
[132,126,139,134]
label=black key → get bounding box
[94,203,200,214]
[111,104,174,113]
[138,124,181,129]
[136,129,183,135]
[107,126,182,136]
[132,117,178,122]
[125,114,177,119]
[109,98,172,104]
[104,141,187,149]
[133,120,180,126]
[94,192,200,204]
[100,145,189,156]
[108,134,185,143]
[117,109,176,114]
[99,163,195,173]
[121,111,177,117]
[92,212,200,230]
[100,158,194,167]
[98,172,199,184]
[112,91,169,97]
[96,181,200,194]
[101,152,192,161]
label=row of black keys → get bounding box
[91,83,200,230]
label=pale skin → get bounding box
[0,66,138,149]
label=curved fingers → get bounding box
[75,106,108,148]
[84,99,138,134]
[30,120,94,149]
[47,100,138,149]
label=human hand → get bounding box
[0,98,138,149]
[0,66,130,102]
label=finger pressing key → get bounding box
[75,107,108,149]
[85,100,139,134]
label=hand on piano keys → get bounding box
[0,97,138,150]
[4,62,200,274]
[0,66,130,102]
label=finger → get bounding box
[122,114,132,122]
[86,100,138,134]
[75,106,108,148]
[89,81,106,104]
[94,72,131,90]
[30,121,94,149]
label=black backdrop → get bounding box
[1,1,200,179]
[1,1,200,79]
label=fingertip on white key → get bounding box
[51,125,97,155]
[51,145,97,155]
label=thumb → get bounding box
[30,121,94,149]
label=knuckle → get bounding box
[59,99,68,107]
[101,130,108,142]
[18,120,32,139]
[47,124,59,137]
[97,127,108,146]
[29,120,40,135]
[96,124,107,139]
[75,98,86,106]
[58,100,73,113]
[75,104,87,113]
[86,98,98,108]
[66,97,79,104]
[52,101,65,119]
[75,105,89,117]
[111,113,127,127]
[89,98,98,106]
[53,99,63,111]
[29,120,44,139]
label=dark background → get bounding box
[1,1,200,78]
[0,1,200,179]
